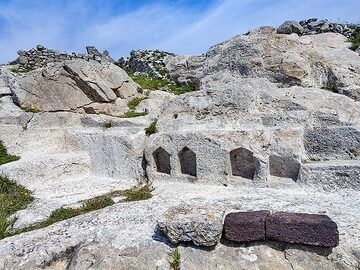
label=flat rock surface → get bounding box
[0,183,359,269]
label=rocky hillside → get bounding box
[0,19,359,270]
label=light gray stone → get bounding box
[158,204,224,246]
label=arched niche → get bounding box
[178,147,197,177]
[230,148,256,179]
[153,147,171,175]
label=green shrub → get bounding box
[348,25,360,51]
[50,207,80,221]
[128,73,196,95]
[0,141,20,165]
[121,110,148,118]
[321,82,340,93]
[127,97,148,110]
[9,195,115,237]
[10,66,34,73]
[145,120,157,136]
[23,103,40,113]
[170,248,181,270]
[82,196,114,211]
[0,176,33,239]
[123,184,154,202]
[102,121,112,128]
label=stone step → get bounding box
[299,160,360,190]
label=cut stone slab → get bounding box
[223,210,269,242]
[157,204,224,246]
[266,212,339,247]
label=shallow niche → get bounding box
[230,148,256,180]
[178,147,197,177]
[153,147,171,175]
[269,155,300,181]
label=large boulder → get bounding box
[166,28,360,100]
[11,59,140,112]
[157,204,224,246]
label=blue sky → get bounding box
[0,0,359,63]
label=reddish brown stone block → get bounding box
[223,210,270,242]
[266,212,339,247]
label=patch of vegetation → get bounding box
[145,119,157,136]
[321,82,340,93]
[122,183,154,202]
[170,248,181,270]
[23,103,40,113]
[102,121,112,128]
[127,96,148,110]
[0,141,20,165]
[10,65,34,73]
[9,195,114,237]
[121,110,148,118]
[0,176,33,239]
[348,24,360,51]
[128,73,196,95]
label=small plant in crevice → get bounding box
[122,183,154,202]
[8,195,114,237]
[127,96,148,111]
[0,141,20,165]
[120,110,148,118]
[170,247,181,270]
[0,176,33,239]
[102,121,112,128]
[347,25,360,51]
[23,103,40,113]
[145,119,157,136]
[10,65,34,74]
[321,82,340,93]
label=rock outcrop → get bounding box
[278,18,356,37]
[166,28,360,100]
[10,59,140,113]
[118,49,175,79]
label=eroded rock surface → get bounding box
[166,29,360,100]
[10,59,140,112]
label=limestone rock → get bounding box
[223,210,269,242]
[166,29,360,100]
[10,59,140,112]
[266,212,339,247]
[157,204,224,246]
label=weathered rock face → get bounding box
[145,73,360,190]
[118,49,175,79]
[157,204,224,246]
[277,21,304,35]
[166,28,360,100]
[10,59,140,112]
[266,212,339,247]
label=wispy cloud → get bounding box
[0,0,358,63]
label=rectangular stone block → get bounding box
[223,210,270,242]
[266,212,339,247]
